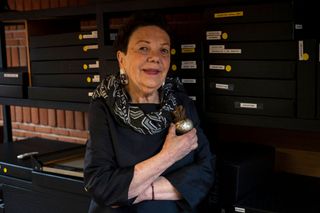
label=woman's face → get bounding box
[117,25,171,98]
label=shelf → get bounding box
[206,112,320,132]
[0,5,96,21]
[0,0,217,22]
[0,98,88,112]
[98,0,215,13]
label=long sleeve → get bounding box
[164,96,216,211]
[84,99,135,207]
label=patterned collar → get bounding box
[92,75,183,135]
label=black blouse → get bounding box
[84,93,215,213]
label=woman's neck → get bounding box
[128,89,160,104]
[125,81,161,104]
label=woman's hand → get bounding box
[133,185,152,204]
[161,123,198,163]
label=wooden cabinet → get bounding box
[0,0,319,137]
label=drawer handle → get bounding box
[83,44,98,52]
[83,61,99,70]
[79,31,98,40]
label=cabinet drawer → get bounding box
[32,74,100,88]
[30,45,99,61]
[181,78,203,97]
[207,78,295,99]
[31,60,100,74]
[100,60,119,78]
[188,95,203,111]
[169,60,202,77]
[99,45,117,60]
[0,72,29,85]
[206,22,297,42]
[205,2,293,24]
[29,31,98,48]
[171,42,202,59]
[207,41,297,60]
[28,87,93,103]
[206,60,295,79]
[206,95,295,117]
[3,184,89,213]
[32,171,86,196]
[0,85,27,98]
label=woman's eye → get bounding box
[161,48,169,55]
[138,47,149,53]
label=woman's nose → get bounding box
[147,51,160,63]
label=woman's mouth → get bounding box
[143,69,160,75]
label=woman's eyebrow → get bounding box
[135,40,150,44]
[161,42,170,46]
[135,40,170,46]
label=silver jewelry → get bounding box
[119,68,128,85]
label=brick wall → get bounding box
[0,0,91,144]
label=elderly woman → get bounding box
[84,13,215,213]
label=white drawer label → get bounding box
[4,73,19,78]
[240,103,257,109]
[110,32,117,41]
[84,44,98,51]
[88,61,100,69]
[189,96,196,101]
[182,79,196,84]
[210,64,225,70]
[206,31,222,40]
[209,45,241,54]
[181,61,197,69]
[92,75,100,83]
[234,207,246,213]
[82,30,98,39]
[181,44,196,49]
[215,83,229,90]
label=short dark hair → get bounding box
[113,12,171,54]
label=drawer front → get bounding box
[206,41,297,60]
[206,22,296,42]
[205,2,293,24]
[169,60,202,78]
[3,184,90,213]
[31,60,100,74]
[206,60,295,79]
[32,74,100,88]
[100,60,119,77]
[28,87,93,103]
[181,77,203,96]
[29,31,98,48]
[206,95,295,117]
[171,42,202,59]
[207,78,295,99]
[0,85,27,98]
[0,72,28,85]
[30,45,99,61]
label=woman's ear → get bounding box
[117,50,126,70]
